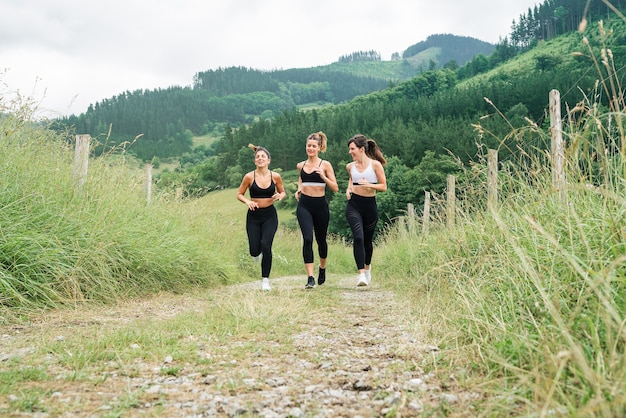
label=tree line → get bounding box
[509,0,625,48]
[338,50,382,63]
[57,68,390,161]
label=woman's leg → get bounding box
[362,203,379,266]
[312,198,330,263]
[259,206,278,278]
[246,210,262,258]
[312,197,330,285]
[296,198,315,267]
[345,199,366,271]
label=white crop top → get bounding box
[350,161,378,184]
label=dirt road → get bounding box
[0,275,475,417]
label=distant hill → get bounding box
[402,34,496,68]
[311,34,496,82]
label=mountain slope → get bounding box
[315,34,495,81]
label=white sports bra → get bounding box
[350,161,378,184]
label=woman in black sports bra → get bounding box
[237,144,286,291]
[294,132,338,289]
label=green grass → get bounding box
[321,60,414,81]
[192,133,220,148]
[376,55,626,415]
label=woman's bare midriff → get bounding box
[301,185,326,198]
[252,197,275,209]
[352,185,376,197]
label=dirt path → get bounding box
[0,276,474,417]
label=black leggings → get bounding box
[246,205,278,278]
[345,194,378,270]
[296,194,329,264]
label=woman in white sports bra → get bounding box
[295,132,338,289]
[345,134,387,287]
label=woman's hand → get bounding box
[294,189,301,201]
[246,200,259,211]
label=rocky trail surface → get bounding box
[0,275,477,417]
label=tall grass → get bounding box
[0,113,243,315]
[377,18,626,416]
[0,109,357,316]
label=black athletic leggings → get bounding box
[296,194,329,264]
[246,205,278,278]
[345,193,378,270]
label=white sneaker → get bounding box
[261,278,271,291]
[364,268,371,285]
[253,254,262,263]
[356,273,368,287]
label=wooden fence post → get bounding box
[407,203,416,232]
[447,175,456,228]
[73,134,90,193]
[487,148,498,209]
[422,191,431,235]
[144,163,153,203]
[549,89,567,203]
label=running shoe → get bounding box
[356,273,368,287]
[317,267,326,286]
[305,276,316,289]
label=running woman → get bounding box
[237,144,286,291]
[295,132,338,289]
[344,134,387,287]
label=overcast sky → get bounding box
[1,0,539,118]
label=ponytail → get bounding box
[348,134,386,166]
[249,143,271,159]
[366,139,386,166]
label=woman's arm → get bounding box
[322,161,339,193]
[345,163,353,199]
[273,173,286,202]
[369,161,387,192]
[237,172,258,210]
[295,161,303,200]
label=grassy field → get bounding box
[192,133,220,149]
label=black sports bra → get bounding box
[300,160,325,187]
[249,171,276,198]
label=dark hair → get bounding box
[347,134,387,166]
[248,143,271,159]
[306,131,328,152]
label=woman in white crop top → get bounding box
[345,134,387,287]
